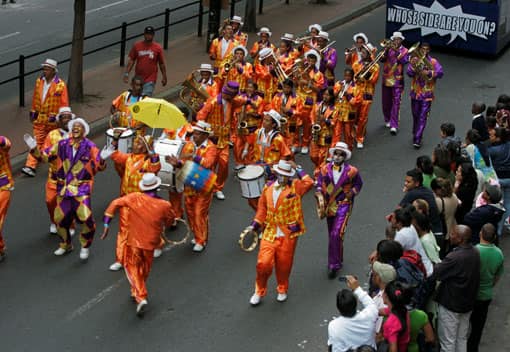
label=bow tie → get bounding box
[333,165,341,171]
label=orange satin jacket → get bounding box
[311,102,336,146]
[252,128,291,165]
[111,151,161,196]
[208,37,238,70]
[254,62,278,104]
[352,61,380,100]
[111,91,145,128]
[31,75,69,125]
[179,139,218,196]
[333,80,362,122]
[271,92,302,126]
[0,136,14,191]
[218,61,254,92]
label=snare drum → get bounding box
[105,128,135,153]
[177,160,217,193]
[237,165,265,198]
[154,139,184,192]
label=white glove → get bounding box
[100,145,116,160]
[23,133,37,150]
[241,148,248,160]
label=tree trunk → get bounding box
[244,0,257,32]
[68,0,86,102]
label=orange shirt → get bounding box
[0,136,14,191]
[111,152,161,196]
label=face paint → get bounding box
[333,152,345,166]
[277,174,287,185]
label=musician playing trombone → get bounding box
[345,32,373,66]
[406,42,444,149]
[254,48,280,107]
[310,87,337,175]
[333,68,362,150]
[217,45,253,92]
[249,27,275,61]
[278,33,300,74]
[271,79,302,154]
[316,31,337,86]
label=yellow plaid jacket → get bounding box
[43,129,67,184]
[30,75,68,125]
[111,151,161,196]
[0,136,14,191]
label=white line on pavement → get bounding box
[0,32,20,41]
[1,40,39,54]
[112,0,168,19]
[86,0,129,15]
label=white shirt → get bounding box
[373,289,387,333]
[42,78,52,103]
[272,181,285,238]
[220,37,230,58]
[327,287,378,352]
[332,164,344,184]
[395,225,434,276]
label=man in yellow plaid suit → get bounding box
[244,159,313,306]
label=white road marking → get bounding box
[86,0,129,15]
[1,40,39,54]
[0,32,20,41]
[112,0,168,18]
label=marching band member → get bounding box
[254,47,279,107]
[381,31,409,135]
[304,23,322,51]
[271,79,302,154]
[352,45,380,149]
[101,173,175,316]
[166,121,218,252]
[345,32,371,66]
[196,63,219,98]
[277,33,299,74]
[196,81,242,200]
[315,142,362,278]
[230,15,248,47]
[105,135,161,271]
[310,87,336,174]
[110,75,146,132]
[209,22,238,74]
[22,59,69,178]
[249,27,275,61]
[333,68,362,150]
[0,135,14,263]
[316,31,337,86]
[246,160,314,306]
[26,118,107,260]
[407,42,444,149]
[217,45,253,92]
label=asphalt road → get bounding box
[1,5,510,352]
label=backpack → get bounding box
[394,252,433,309]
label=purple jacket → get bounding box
[320,47,337,75]
[407,55,443,101]
[382,45,409,88]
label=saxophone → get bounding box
[237,104,248,135]
[312,104,323,143]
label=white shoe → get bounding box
[356,142,364,149]
[109,262,122,271]
[250,293,261,306]
[70,229,76,237]
[300,146,309,154]
[79,248,89,260]
[291,146,299,154]
[49,223,57,234]
[153,248,162,258]
[54,247,68,256]
[215,191,225,200]
[191,238,196,245]
[136,299,148,316]
[276,293,288,302]
[390,127,397,135]
[385,122,390,128]
[192,243,205,252]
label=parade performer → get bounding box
[110,75,146,133]
[254,48,279,106]
[277,33,299,73]
[333,68,362,149]
[407,42,444,149]
[245,160,314,306]
[26,118,107,260]
[352,45,380,149]
[217,45,253,92]
[0,135,14,262]
[196,81,242,200]
[230,15,248,46]
[22,59,69,177]
[166,121,218,252]
[316,142,363,278]
[196,63,219,98]
[299,23,322,53]
[249,27,275,61]
[381,31,409,135]
[101,173,175,316]
[310,87,336,174]
[271,79,302,154]
[345,32,373,66]
[316,31,337,86]
[209,22,238,74]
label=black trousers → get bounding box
[467,299,492,352]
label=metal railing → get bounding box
[0,0,284,107]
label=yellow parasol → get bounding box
[128,97,187,130]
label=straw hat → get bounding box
[280,33,295,42]
[139,173,162,191]
[272,160,296,177]
[391,31,405,40]
[258,47,274,60]
[56,107,75,121]
[353,32,368,43]
[308,24,322,33]
[263,109,282,128]
[233,45,248,57]
[192,121,213,134]
[230,15,243,25]
[68,118,90,137]
[257,27,272,37]
[304,50,321,70]
[41,58,58,72]
[317,31,329,41]
[199,63,214,73]
[329,141,352,160]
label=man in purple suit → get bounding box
[316,142,363,278]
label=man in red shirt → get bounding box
[123,26,168,97]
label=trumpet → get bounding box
[320,40,336,55]
[345,45,357,55]
[237,104,248,135]
[293,35,313,45]
[223,56,240,73]
[239,226,259,252]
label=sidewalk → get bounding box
[2,0,384,170]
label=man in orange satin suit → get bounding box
[0,135,14,262]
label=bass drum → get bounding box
[154,139,184,192]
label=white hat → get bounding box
[304,50,321,71]
[139,173,162,191]
[317,31,329,41]
[68,118,90,137]
[257,27,272,37]
[329,141,352,160]
[391,31,405,40]
[232,45,248,57]
[56,107,76,121]
[192,120,213,134]
[263,109,281,128]
[272,160,296,177]
[280,33,295,42]
[258,47,274,61]
[308,24,322,33]
[199,63,214,73]
[353,32,368,43]
[230,15,243,25]
[41,58,58,72]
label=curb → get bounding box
[10,0,385,174]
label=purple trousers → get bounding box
[326,202,353,270]
[381,85,404,129]
[411,99,432,145]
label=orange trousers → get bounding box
[356,101,372,144]
[45,181,58,224]
[114,208,129,264]
[255,236,298,296]
[168,190,184,220]
[310,144,328,173]
[333,121,354,150]
[300,113,312,146]
[184,192,213,245]
[247,197,259,212]
[0,190,12,254]
[25,123,56,169]
[233,134,256,165]
[124,245,154,303]
[214,146,230,192]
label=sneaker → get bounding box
[328,268,339,279]
[356,142,364,149]
[390,127,397,135]
[291,146,299,154]
[191,238,196,245]
[109,262,123,271]
[136,299,148,316]
[54,247,71,256]
[249,293,261,306]
[153,248,162,258]
[79,248,90,260]
[215,191,225,200]
[385,122,390,128]
[413,143,421,149]
[192,243,205,252]
[300,146,309,154]
[276,293,288,302]
[49,223,57,234]
[21,166,36,177]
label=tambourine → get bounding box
[315,192,326,219]
[239,226,259,252]
[162,218,191,246]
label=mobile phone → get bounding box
[338,276,347,282]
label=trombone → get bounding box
[268,51,289,82]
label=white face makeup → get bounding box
[332,151,345,165]
[276,174,288,185]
